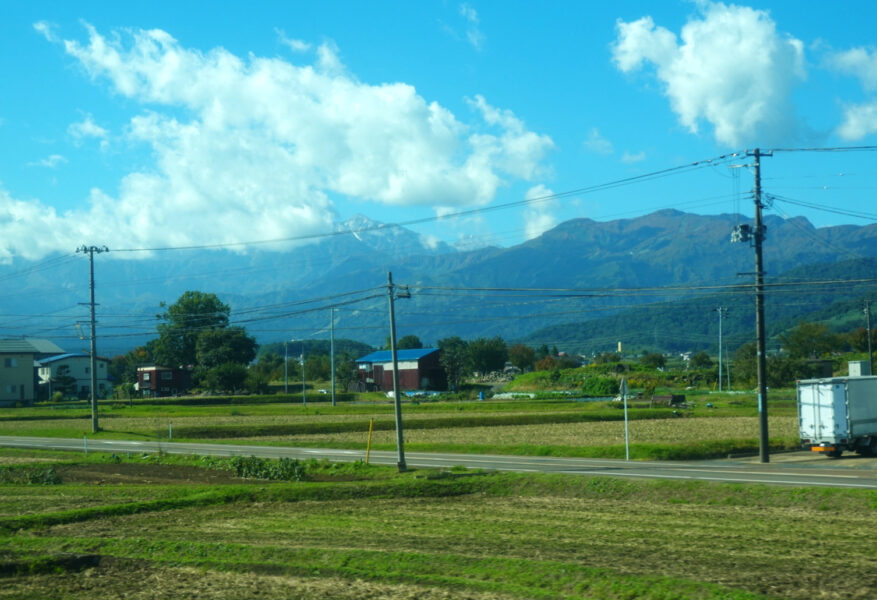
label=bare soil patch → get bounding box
[54,463,245,485]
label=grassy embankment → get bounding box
[0,448,874,600]
[0,390,801,460]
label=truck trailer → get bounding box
[797,375,877,458]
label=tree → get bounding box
[468,337,508,374]
[438,336,470,391]
[51,365,77,397]
[334,352,359,392]
[594,352,621,364]
[109,345,152,384]
[508,344,536,372]
[202,362,248,393]
[689,351,713,369]
[849,327,877,353]
[153,291,230,367]
[245,352,283,394]
[640,352,666,369]
[397,335,424,350]
[777,321,841,359]
[195,327,257,370]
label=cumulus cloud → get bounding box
[523,184,558,240]
[829,47,877,139]
[612,2,806,147]
[7,23,553,259]
[583,128,614,155]
[837,101,877,140]
[830,47,877,91]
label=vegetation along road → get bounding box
[2,435,876,489]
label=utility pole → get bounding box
[301,341,306,406]
[714,307,726,391]
[76,245,108,434]
[731,148,772,463]
[865,300,873,374]
[387,271,410,472]
[330,307,336,406]
[284,341,289,394]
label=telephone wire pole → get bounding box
[76,245,109,433]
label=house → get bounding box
[355,348,445,391]
[137,365,191,398]
[0,338,65,406]
[37,353,112,400]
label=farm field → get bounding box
[0,391,800,460]
[0,450,874,600]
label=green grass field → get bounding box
[0,450,874,599]
[0,391,800,460]
[2,389,861,598]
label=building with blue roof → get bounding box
[355,347,445,391]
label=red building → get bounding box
[136,365,191,397]
[355,348,445,391]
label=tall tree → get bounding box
[468,336,508,374]
[397,335,424,350]
[438,336,470,391]
[778,322,842,359]
[508,344,536,372]
[153,291,230,367]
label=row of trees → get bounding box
[112,291,258,393]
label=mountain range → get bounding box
[1,210,875,357]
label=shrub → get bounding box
[582,376,619,396]
[229,456,307,481]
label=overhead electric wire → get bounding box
[108,152,741,253]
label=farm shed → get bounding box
[355,348,445,391]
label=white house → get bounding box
[0,339,65,406]
[37,353,112,399]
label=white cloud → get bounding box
[829,47,877,91]
[837,101,877,140]
[583,128,614,155]
[275,28,312,53]
[459,4,485,50]
[612,2,806,147]
[523,184,558,240]
[68,115,109,149]
[33,21,57,42]
[29,154,68,168]
[620,150,646,164]
[829,47,877,139]
[8,24,554,259]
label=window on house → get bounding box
[4,358,17,368]
[6,385,16,393]
[143,372,151,381]
[85,367,90,374]
[161,371,173,381]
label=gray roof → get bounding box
[0,339,65,355]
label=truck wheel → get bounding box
[826,448,843,459]
[867,438,877,457]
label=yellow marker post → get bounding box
[365,418,374,464]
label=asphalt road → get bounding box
[2,435,877,489]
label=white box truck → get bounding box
[797,375,877,458]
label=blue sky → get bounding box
[2,0,877,262]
